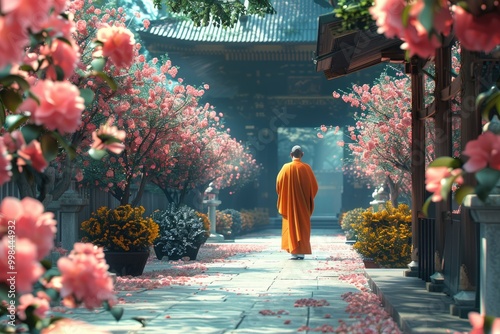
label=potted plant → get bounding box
[216,210,234,240]
[81,205,159,276]
[153,204,209,261]
[352,202,412,268]
[339,207,365,244]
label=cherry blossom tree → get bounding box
[77,53,209,205]
[328,62,461,205]
[0,0,137,331]
[150,106,261,207]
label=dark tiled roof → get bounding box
[140,0,333,44]
[315,13,404,79]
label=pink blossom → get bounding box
[462,132,500,173]
[0,237,44,293]
[57,243,115,309]
[425,167,463,202]
[400,9,441,58]
[40,39,80,80]
[95,26,135,68]
[20,80,84,134]
[0,17,29,68]
[468,312,500,334]
[18,292,50,320]
[3,130,25,153]
[3,0,51,32]
[0,197,57,260]
[91,118,126,155]
[75,169,84,182]
[369,0,405,38]
[17,139,48,172]
[453,6,500,53]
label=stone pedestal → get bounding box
[49,183,88,250]
[463,194,500,317]
[203,199,224,242]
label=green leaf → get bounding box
[89,148,108,160]
[41,134,59,162]
[418,0,435,34]
[0,89,24,112]
[0,74,30,91]
[132,317,148,327]
[110,306,124,321]
[454,185,475,205]
[91,58,106,72]
[40,258,52,270]
[4,114,29,131]
[477,86,500,120]
[20,125,42,144]
[50,131,77,160]
[484,314,495,334]
[92,70,117,91]
[0,65,12,78]
[475,168,500,201]
[402,5,412,27]
[428,156,462,169]
[422,196,433,217]
[103,301,124,321]
[54,65,65,81]
[440,174,461,201]
[0,101,6,126]
[79,88,95,108]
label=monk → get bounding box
[276,145,318,260]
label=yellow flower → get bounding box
[352,202,412,268]
[80,205,159,252]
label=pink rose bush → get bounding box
[0,0,133,192]
[468,312,500,334]
[424,115,500,214]
[367,0,500,57]
[57,243,115,309]
[0,197,119,332]
[0,0,138,331]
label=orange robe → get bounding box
[276,158,318,255]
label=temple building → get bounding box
[139,0,381,216]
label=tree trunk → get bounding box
[131,174,149,207]
[16,172,36,199]
[386,177,399,207]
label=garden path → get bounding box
[50,227,471,333]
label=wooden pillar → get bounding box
[410,56,425,265]
[460,49,481,289]
[433,46,452,275]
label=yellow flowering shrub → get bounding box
[81,205,159,252]
[196,211,211,238]
[340,207,365,240]
[240,208,269,233]
[352,202,412,268]
[216,211,233,238]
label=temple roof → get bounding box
[139,0,333,45]
[315,13,404,79]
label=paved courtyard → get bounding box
[50,227,471,333]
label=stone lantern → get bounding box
[370,185,389,212]
[203,182,224,242]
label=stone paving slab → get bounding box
[48,228,473,333]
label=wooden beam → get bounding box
[410,56,425,262]
[419,72,462,119]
